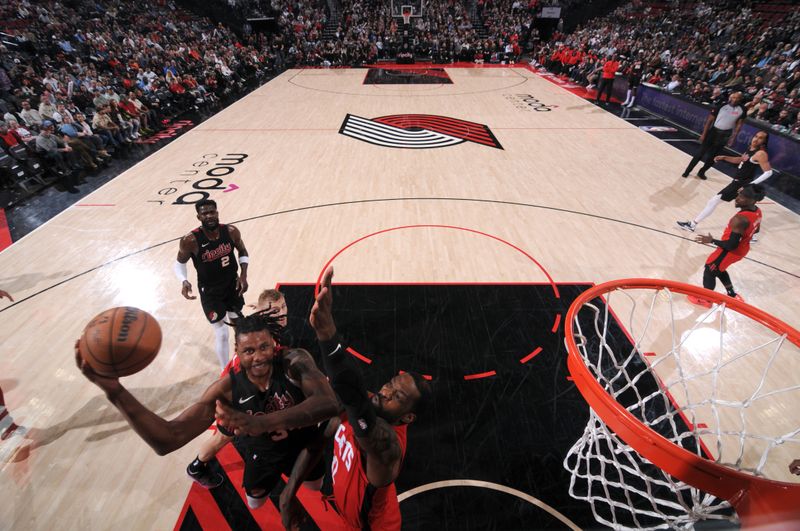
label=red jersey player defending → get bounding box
[688,185,763,307]
[218,267,433,530]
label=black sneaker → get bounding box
[681,171,689,178]
[676,221,695,232]
[186,464,224,488]
[697,173,707,180]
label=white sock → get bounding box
[212,320,230,369]
[623,89,632,105]
[626,96,635,107]
[694,194,724,226]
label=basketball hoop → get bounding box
[401,5,413,25]
[564,279,800,529]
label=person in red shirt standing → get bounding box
[595,54,620,105]
[688,185,763,307]
[274,267,433,530]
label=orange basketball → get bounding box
[79,307,162,377]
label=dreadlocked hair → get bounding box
[226,307,285,344]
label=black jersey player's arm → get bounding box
[214,348,338,436]
[280,417,342,529]
[696,215,749,249]
[228,224,248,295]
[175,233,198,300]
[714,153,745,164]
[75,342,232,455]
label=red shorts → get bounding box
[706,248,744,272]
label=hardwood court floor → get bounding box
[0,66,798,530]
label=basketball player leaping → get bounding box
[76,311,339,509]
[187,289,290,489]
[217,267,433,530]
[687,185,762,307]
[174,199,249,369]
[677,131,772,233]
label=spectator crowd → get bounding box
[534,0,800,136]
[0,0,278,194]
[4,0,799,198]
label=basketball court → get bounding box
[0,66,798,529]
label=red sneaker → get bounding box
[687,294,712,308]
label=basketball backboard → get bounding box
[391,0,423,18]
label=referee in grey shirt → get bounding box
[682,91,745,180]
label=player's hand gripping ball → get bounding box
[79,307,162,377]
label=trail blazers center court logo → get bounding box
[339,114,503,150]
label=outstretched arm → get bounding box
[713,154,744,164]
[75,342,228,455]
[311,267,403,487]
[214,348,338,436]
[695,215,749,249]
[280,417,341,530]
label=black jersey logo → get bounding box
[200,242,233,263]
[339,114,503,150]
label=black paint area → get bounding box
[278,283,726,529]
[176,283,729,530]
[363,68,453,84]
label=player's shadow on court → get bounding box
[1,270,72,288]
[21,372,214,456]
[648,178,703,213]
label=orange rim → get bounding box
[564,278,800,527]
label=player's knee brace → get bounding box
[212,320,230,368]
[246,490,268,509]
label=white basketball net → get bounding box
[401,7,412,25]
[564,286,800,530]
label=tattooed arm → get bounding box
[356,416,403,487]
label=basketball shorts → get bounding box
[199,279,244,323]
[706,248,745,272]
[240,432,326,496]
[718,179,750,202]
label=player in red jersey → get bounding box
[688,185,763,307]
[218,267,432,530]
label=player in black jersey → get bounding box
[75,310,339,507]
[622,55,643,109]
[174,199,249,369]
[187,289,290,489]
[677,131,772,232]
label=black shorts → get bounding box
[199,280,244,323]
[242,441,325,496]
[719,179,750,202]
[628,79,640,88]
